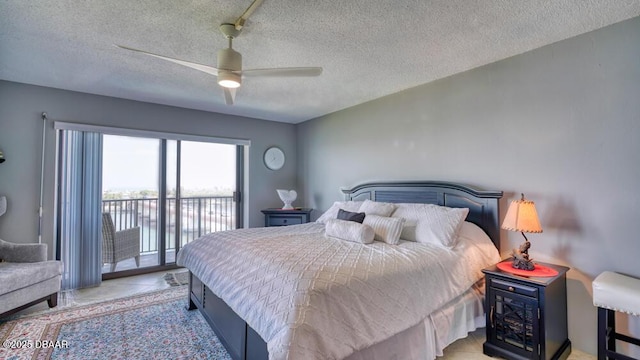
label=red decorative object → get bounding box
[496,261,559,277]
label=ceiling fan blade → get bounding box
[223,87,236,105]
[115,44,219,76]
[242,67,323,78]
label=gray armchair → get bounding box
[0,239,62,318]
[102,213,141,272]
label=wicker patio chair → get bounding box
[102,213,140,272]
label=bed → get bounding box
[177,181,503,360]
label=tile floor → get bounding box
[12,271,596,359]
[440,328,595,360]
[101,250,176,273]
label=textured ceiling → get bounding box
[1,1,639,123]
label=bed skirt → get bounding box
[187,272,486,360]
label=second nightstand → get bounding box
[483,261,571,360]
[261,208,313,227]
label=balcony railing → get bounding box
[102,196,235,254]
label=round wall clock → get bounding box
[264,146,285,170]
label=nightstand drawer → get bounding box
[490,278,538,298]
[262,208,313,227]
[269,216,303,226]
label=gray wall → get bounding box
[0,81,297,251]
[297,17,640,355]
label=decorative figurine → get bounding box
[276,189,297,210]
[512,240,535,270]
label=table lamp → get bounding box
[501,193,542,271]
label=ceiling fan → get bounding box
[116,0,322,105]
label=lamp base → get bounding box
[511,238,535,270]
[512,256,535,271]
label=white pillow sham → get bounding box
[316,201,364,223]
[457,221,491,245]
[363,215,405,245]
[392,203,469,247]
[325,219,375,244]
[358,199,397,217]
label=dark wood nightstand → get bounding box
[482,261,571,360]
[261,208,313,227]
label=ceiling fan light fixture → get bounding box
[217,48,242,88]
[218,71,241,88]
[218,48,242,70]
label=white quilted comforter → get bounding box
[176,223,499,360]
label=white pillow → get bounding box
[316,201,364,223]
[392,203,469,247]
[363,215,405,245]
[325,219,375,244]
[391,203,426,241]
[457,221,491,245]
[358,199,396,217]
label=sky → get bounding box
[102,135,236,193]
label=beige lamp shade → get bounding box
[501,194,543,233]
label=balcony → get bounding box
[101,195,235,273]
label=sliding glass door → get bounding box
[166,141,240,262]
[101,135,161,272]
[100,136,242,277]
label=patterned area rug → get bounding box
[164,271,190,287]
[0,286,231,360]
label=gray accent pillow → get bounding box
[337,209,366,223]
[316,201,364,223]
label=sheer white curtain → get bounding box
[57,129,103,290]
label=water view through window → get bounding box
[101,135,237,273]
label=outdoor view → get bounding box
[101,135,237,273]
